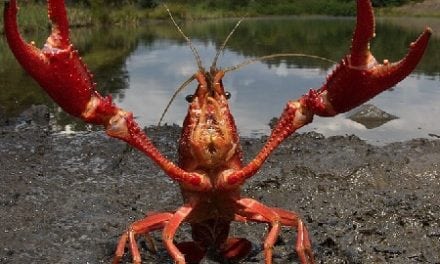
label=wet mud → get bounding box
[1,106,439,264]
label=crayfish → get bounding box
[4,0,431,263]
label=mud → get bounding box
[1,106,439,264]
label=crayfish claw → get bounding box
[309,2,432,116]
[4,0,103,119]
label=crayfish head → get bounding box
[179,69,242,171]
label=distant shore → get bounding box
[0,1,438,34]
[377,0,440,18]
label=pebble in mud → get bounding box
[0,109,439,263]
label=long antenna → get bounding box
[224,53,336,73]
[164,4,204,71]
[158,75,196,126]
[211,18,244,71]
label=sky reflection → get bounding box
[1,16,437,145]
[117,39,439,145]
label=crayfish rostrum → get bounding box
[3,0,431,263]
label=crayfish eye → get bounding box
[225,91,232,100]
[185,94,195,103]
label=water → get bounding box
[0,16,439,145]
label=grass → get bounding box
[0,1,438,33]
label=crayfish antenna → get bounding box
[159,11,244,126]
[210,18,244,71]
[158,75,196,126]
[224,53,336,73]
[165,4,204,72]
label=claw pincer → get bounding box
[306,0,432,117]
[4,0,118,124]
[309,27,432,117]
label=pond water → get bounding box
[1,16,439,145]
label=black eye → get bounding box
[185,94,195,103]
[225,91,231,100]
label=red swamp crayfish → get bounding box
[3,0,432,263]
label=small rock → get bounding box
[348,104,398,129]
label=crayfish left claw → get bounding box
[307,0,432,116]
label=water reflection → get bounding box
[1,16,439,145]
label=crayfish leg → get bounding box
[112,212,173,264]
[235,198,315,264]
[162,205,193,264]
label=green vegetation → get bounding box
[0,0,433,33]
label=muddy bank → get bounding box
[0,107,439,264]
